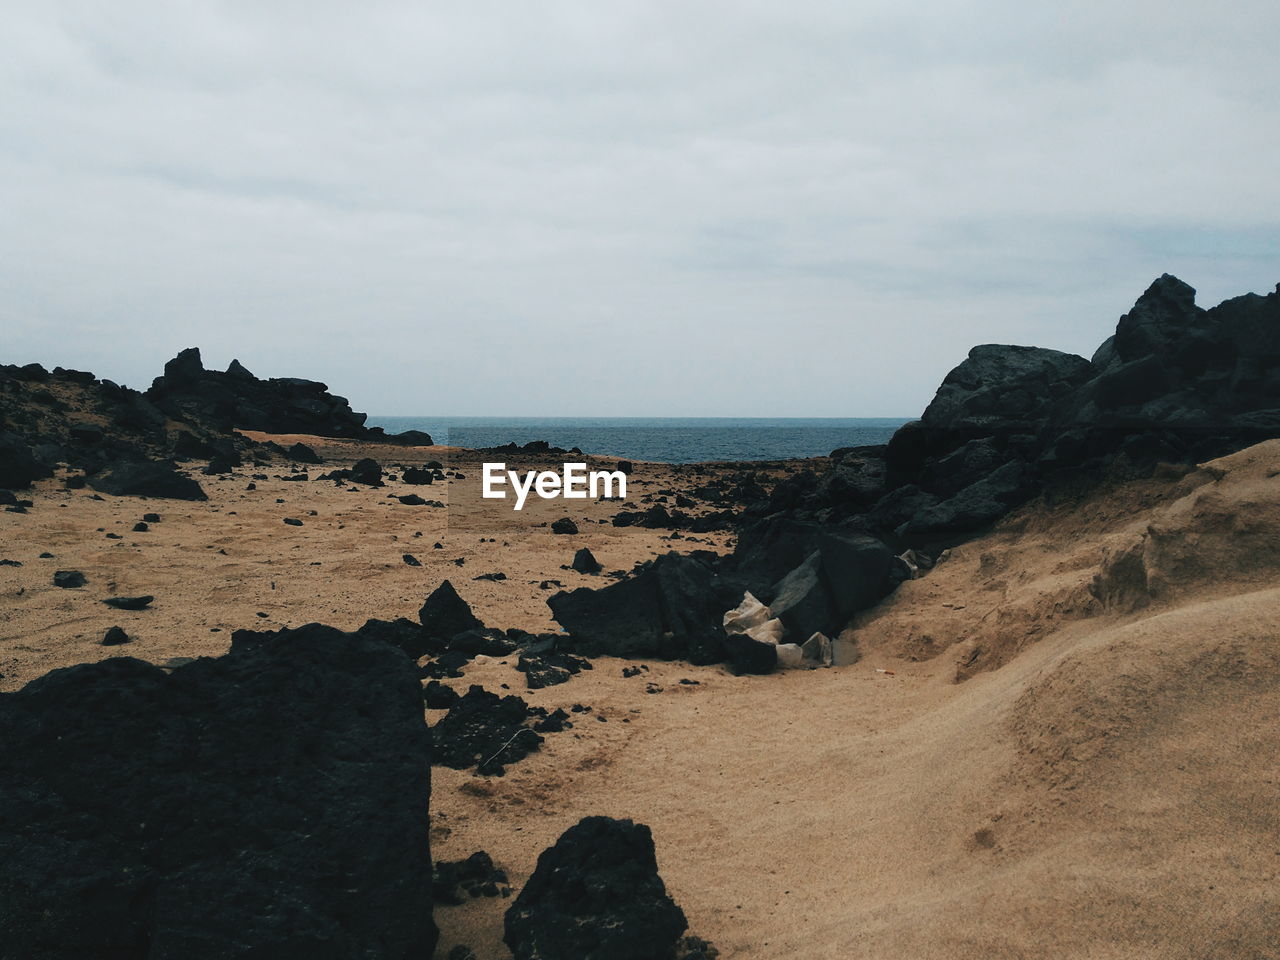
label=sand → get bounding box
[2,436,1277,958]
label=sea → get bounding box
[367,416,911,464]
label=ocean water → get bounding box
[367,416,911,464]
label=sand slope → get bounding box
[2,438,1277,957]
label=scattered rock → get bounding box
[101,626,131,645]
[53,570,86,588]
[551,517,579,535]
[103,595,153,610]
[434,851,511,905]
[433,686,545,775]
[571,547,602,574]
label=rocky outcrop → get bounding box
[759,275,1280,542]
[549,552,738,664]
[0,625,437,959]
[147,347,372,438]
[504,817,690,960]
[86,459,209,501]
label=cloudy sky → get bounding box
[3,1,1277,417]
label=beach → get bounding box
[4,430,1277,958]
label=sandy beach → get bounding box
[5,433,1276,958]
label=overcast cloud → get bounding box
[3,1,1278,416]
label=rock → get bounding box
[420,580,483,641]
[402,466,435,484]
[350,458,383,486]
[549,552,734,664]
[504,816,688,960]
[398,494,428,506]
[147,348,373,439]
[423,680,460,709]
[287,442,322,464]
[132,521,149,532]
[53,570,86,588]
[283,517,303,526]
[433,686,544,775]
[0,623,437,959]
[448,628,517,657]
[434,851,510,905]
[571,547,602,574]
[203,455,235,475]
[724,633,778,675]
[0,431,52,489]
[87,460,208,501]
[101,626,131,645]
[103,595,153,610]
[517,649,593,690]
[391,430,435,446]
[403,553,422,566]
[551,517,579,535]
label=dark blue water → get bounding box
[367,416,910,464]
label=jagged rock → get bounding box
[549,552,735,664]
[287,442,321,464]
[423,680,460,709]
[504,817,688,960]
[420,580,483,641]
[433,686,544,775]
[101,626,131,645]
[571,547,602,574]
[0,624,437,959]
[402,466,436,484]
[551,517,578,535]
[87,460,208,501]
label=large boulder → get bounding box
[549,552,733,664]
[504,817,688,960]
[0,625,437,959]
[87,459,208,500]
[0,431,52,489]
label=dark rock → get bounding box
[103,595,153,610]
[53,570,86,588]
[352,617,438,661]
[350,457,383,486]
[202,455,235,475]
[0,432,52,489]
[433,685,544,775]
[571,547,602,574]
[0,623,437,959]
[549,552,734,664]
[423,680,460,709]
[398,494,428,506]
[88,460,207,501]
[420,580,483,641]
[504,816,688,960]
[287,442,322,464]
[402,466,435,484]
[391,430,435,446]
[517,649,593,690]
[403,553,422,566]
[551,517,579,535]
[448,628,517,657]
[132,521,149,532]
[283,517,303,526]
[101,626,131,645]
[724,633,778,675]
[434,851,510,905]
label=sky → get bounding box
[3,1,1278,417]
